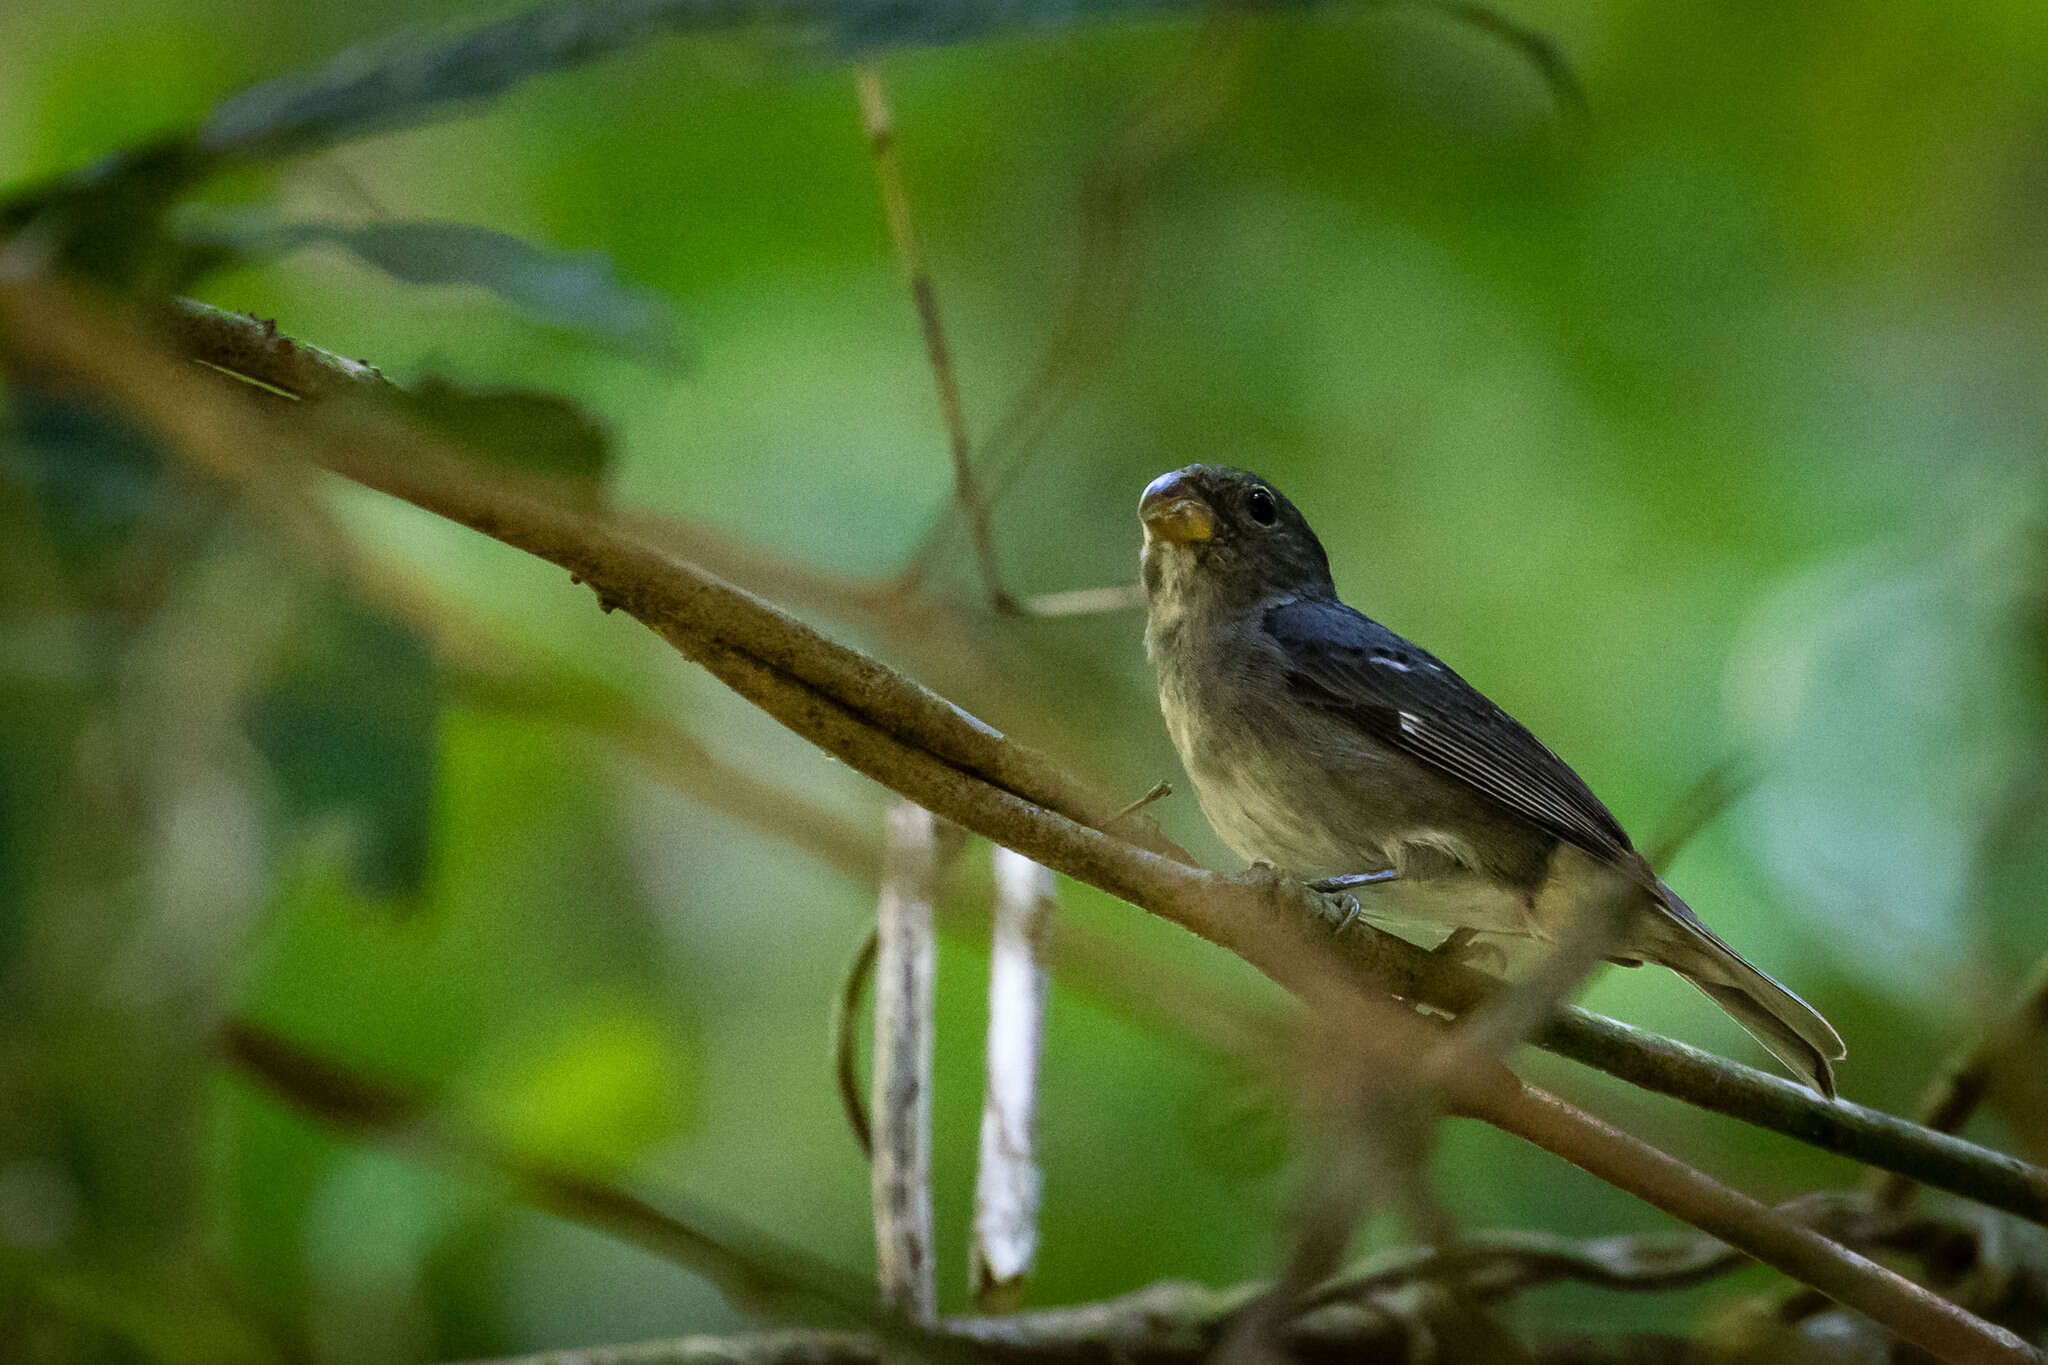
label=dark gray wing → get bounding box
[1264,596,1637,864]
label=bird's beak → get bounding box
[1139,471,1214,544]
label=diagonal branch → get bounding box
[54,295,2048,1223]
[4,283,2041,1363]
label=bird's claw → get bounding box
[1321,893,1363,934]
[1300,869,1397,935]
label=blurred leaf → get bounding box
[3,389,171,576]
[0,139,218,290]
[2,1248,277,1365]
[393,377,614,495]
[463,1004,700,1173]
[246,589,439,902]
[186,219,684,365]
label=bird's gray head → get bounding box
[1138,465,1335,613]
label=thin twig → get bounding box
[873,802,943,1323]
[971,849,1053,1312]
[1489,1085,2037,1365]
[854,66,1010,613]
[221,1022,884,1327]
[1876,950,2048,1214]
[834,924,883,1159]
[897,14,1249,585]
[446,1223,1726,1365]
[1643,756,1754,874]
[1015,582,1146,617]
[448,1209,2045,1365]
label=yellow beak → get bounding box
[1139,471,1214,544]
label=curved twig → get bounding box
[832,923,882,1159]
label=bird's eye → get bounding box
[1246,486,1278,526]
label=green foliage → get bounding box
[246,589,441,901]
[186,219,686,363]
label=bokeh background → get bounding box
[5,1,2048,1360]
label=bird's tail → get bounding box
[1630,884,1846,1098]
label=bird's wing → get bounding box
[1263,597,1638,865]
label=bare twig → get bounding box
[9,285,2043,1361]
[834,924,883,1159]
[854,66,1010,613]
[1427,868,1640,1084]
[899,13,1250,584]
[222,1022,883,1327]
[971,849,1053,1312]
[1643,756,1753,874]
[1489,1086,2037,1365]
[1015,582,1146,617]
[450,1209,2048,1365]
[873,802,943,1323]
[1877,951,2048,1215]
[1104,780,1172,834]
[449,1230,1720,1365]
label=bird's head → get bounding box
[1138,465,1335,612]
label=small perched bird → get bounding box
[1138,464,1845,1095]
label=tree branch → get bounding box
[5,283,2042,1362]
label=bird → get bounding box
[1137,463,1845,1096]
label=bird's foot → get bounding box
[1305,869,1397,935]
[1320,893,1363,934]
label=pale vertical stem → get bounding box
[971,848,1054,1312]
[871,801,940,1323]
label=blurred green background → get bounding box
[5,0,2048,1360]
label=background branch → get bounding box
[970,849,1053,1312]
[873,803,946,1324]
[852,66,1009,612]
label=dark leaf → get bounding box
[4,389,172,577]
[246,588,439,901]
[188,218,683,364]
[393,377,613,495]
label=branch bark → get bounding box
[873,803,944,1324]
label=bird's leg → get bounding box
[1309,871,1400,894]
[1306,869,1399,934]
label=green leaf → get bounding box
[189,218,684,364]
[246,589,440,902]
[462,1003,700,1173]
[393,377,614,495]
